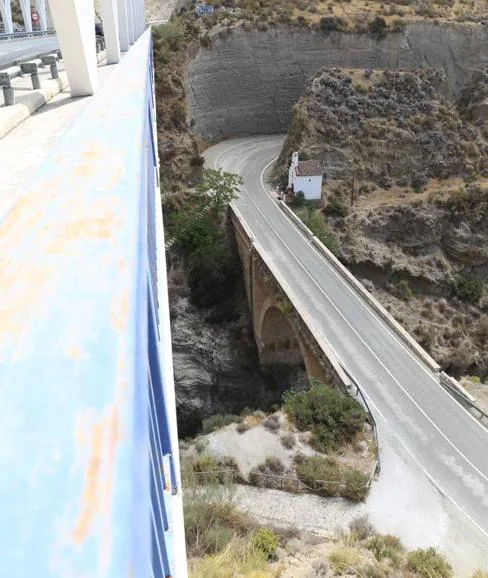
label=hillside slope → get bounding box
[276,67,488,377]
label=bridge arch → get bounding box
[257,299,309,377]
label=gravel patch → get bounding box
[233,485,366,538]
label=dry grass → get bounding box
[328,545,369,574]
[188,537,278,578]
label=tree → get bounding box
[169,168,242,252]
[196,168,242,214]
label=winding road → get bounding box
[205,135,488,571]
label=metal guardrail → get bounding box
[341,366,381,487]
[440,372,488,430]
[0,30,55,40]
[1,51,62,106]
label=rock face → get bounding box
[186,22,488,140]
[275,67,486,186]
[171,292,292,437]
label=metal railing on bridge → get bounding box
[0,29,54,40]
[0,29,186,578]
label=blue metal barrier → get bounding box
[0,28,185,578]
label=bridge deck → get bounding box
[0,30,183,576]
[0,54,113,206]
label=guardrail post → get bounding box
[0,70,15,106]
[20,62,41,89]
[2,85,14,106]
[41,55,59,79]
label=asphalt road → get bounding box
[0,36,58,69]
[205,135,488,565]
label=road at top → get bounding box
[0,36,58,69]
[205,135,488,574]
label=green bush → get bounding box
[187,242,239,308]
[284,379,366,452]
[394,279,413,301]
[368,16,388,38]
[290,191,307,207]
[168,169,242,310]
[202,414,237,434]
[251,528,280,560]
[187,454,242,486]
[366,534,404,562]
[295,455,342,495]
[192,455,219,473]
[172,214,223,255]
[407,547,453,578]
[295,456,368,502]
[281,433,296,449]
[456,274,484,304]
[325,198,348,217]
[320,16,346,32]
[341,469,369,502]
[296,208,340,255]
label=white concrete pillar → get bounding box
[133,0,139,38]
[49,0,97,96]
[46,0,53,29]
[134,0,140,39]
[35,0,47,30]
[19,0,32,32]
[140,0,146,33]
[100,0,120,64]
[127,0,135,45]
[117,0,129,52]
[137,0,143,36]
[0,0,13,34]
[134,0,140,38]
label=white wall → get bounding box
[293,175,322,200]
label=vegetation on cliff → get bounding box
[276,66,488,377]
[179,0,488,31]
[153,18,202,191]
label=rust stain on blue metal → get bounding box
[73,403,122,547]
[73,421,103,544]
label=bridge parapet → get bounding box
[0,29,186,578]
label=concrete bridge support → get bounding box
[0,0,13,34]
[100,0,121,64]
[49,0,98,96]
[19,0,32,32]
[34,0,48,31]
[49,0,144,96]
[117,0,130,52]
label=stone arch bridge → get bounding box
[231,208,347,392]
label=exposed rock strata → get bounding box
[187,22,488,140]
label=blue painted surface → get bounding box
[0,29,179,577]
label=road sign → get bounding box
[32,11,39,22]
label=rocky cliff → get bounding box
[271,64,488,377]
[168,258,295,437]
[186,22,488,141]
